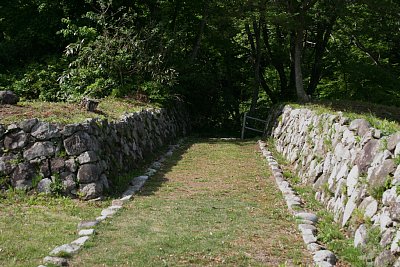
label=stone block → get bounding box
[349,119,371,136]
[64,132,98,156]
[31,122,61,140]
[18,118,38,132]
[4,131,28,150]
[77,151,98,164]
[23,142,55,160]
[79,182,103,200]
[0,90,19,104]
[77,164,101,183]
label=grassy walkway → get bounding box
[71,139,311,266]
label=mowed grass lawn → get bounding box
[0,192,110,267]
[71,139,311,266]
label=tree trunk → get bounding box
[260,21,287,101]
[245,22,262,114]
[190,5,209,62]
[294,28,309,102]
[260,73,277,103]
[307,18,335,96]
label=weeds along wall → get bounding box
[269,105,400,265]
[0,106,189,199]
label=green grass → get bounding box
[289,101,400,135]
[0,190,110,267]
[70,139,312,266]
[0,96,157,125]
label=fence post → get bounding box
[241,112,247,140]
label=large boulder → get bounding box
[77,163,101,183]
[79,182,103,200]
[11,162,35,189]
[23,142,55,160]
[0,155,18,175]
[368,159,396,188]
[4,130,29,150]
[355,139,380,173]
[31,122,61,140]
[349,118,371,137]
[0,90,19,105]
[64,132,99,156]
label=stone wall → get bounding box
[0,105,189,199]
[269,105,400,265]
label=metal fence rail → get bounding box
[241,112,267,139]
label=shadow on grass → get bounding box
[135,139,193,197]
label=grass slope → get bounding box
[0,97,156,125]
[70,139,311,266]
[0,191,110,267]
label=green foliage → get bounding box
[283,171,301,184]
[32,174,43,189]
[0,174,10,189]
[322,182,334,198]
[317,210,367,266]
[2,0,400,130]
[369,176,393,201]
[317,211,345,244]
[50,174,64,195]
[58,1,177,101]
[323,137,333,151]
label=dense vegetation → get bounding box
[1,0,400,131]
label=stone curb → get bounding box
[39,140,184,266]
[258,140,337,267]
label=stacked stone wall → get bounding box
[0,106,189,199]
[270,105,400,265]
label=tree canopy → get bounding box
[1,0,400,131]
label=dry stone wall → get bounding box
[0,106,189,199]
[270,105,400,266]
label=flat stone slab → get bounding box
[43,256,69,266]
[302,233,318,244]
[78,229,95,236]
[120,195,133,202]
[101,205,122,217]
[130,175,149,191]
[307,242,323,253]
[145,168,157,176]
[151,162,162,169]
[299,224,317,235]
[71,236,90,246]
[316,261,334,267]
[49,236,89,257]
[112,199,124,206]
[78,220,99,229]
[96,215,107,222]
[296,212,318,223]
[122,187,136,197]
[313,250,336,265]
[50,243,80,256]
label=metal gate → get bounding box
[241,112,267,139]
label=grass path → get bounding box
[71,139,311,266]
